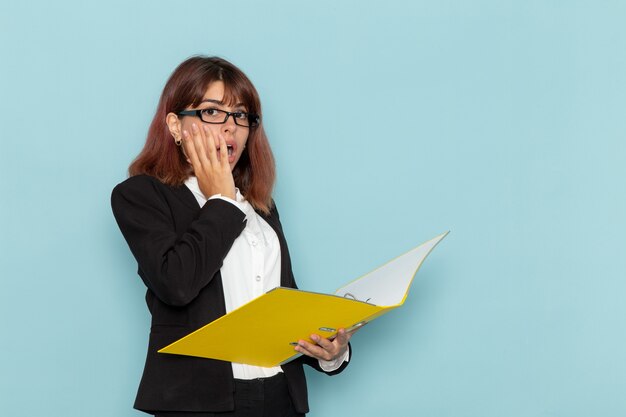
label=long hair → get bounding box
[129,56,275,214]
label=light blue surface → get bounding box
[1,1,625,416]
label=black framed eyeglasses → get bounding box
[177,108,260,128]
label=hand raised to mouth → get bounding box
[182,123,236,200]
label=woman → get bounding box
[111,56,351,417]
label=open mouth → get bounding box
[217,145,234,157]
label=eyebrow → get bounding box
[201,99,223,105]
[200,99,246,108]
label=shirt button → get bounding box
[251,240,258,246]
[255,275,261,282]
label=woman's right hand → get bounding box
[182,123,236,200]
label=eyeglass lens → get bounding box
[200,109,251,126]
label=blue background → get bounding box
[1,1,625,416]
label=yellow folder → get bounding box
[158,231,449,367]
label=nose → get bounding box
[221,112,237,133]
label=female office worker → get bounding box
[111,56,351,417]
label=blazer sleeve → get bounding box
[111,176,246,307]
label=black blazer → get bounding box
[111,175,348,414]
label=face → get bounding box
[168,81,250,171]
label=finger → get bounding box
[295,340,333,361]
[310,334,336,351]
[183,129,202,171]
[334,329,351,346]
[218,134,229,167]
[202,125,219,166]
[189,123,210,169]
[302,335,341,359]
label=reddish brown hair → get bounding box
[129,56,275,214]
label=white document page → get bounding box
[334,232,448,306]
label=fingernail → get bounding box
[192,123,198,131]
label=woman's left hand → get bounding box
[294,328,351,361]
